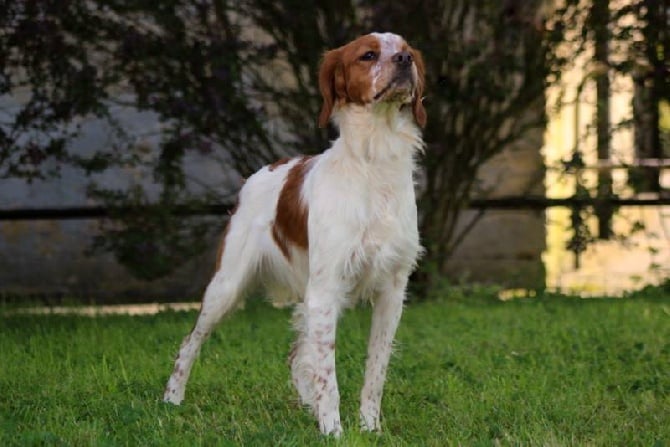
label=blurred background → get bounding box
[0,0,667,303]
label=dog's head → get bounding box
[318,32,426,129]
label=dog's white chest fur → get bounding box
[304,111,422,299]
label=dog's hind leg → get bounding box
[163,219,260,405]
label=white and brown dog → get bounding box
[164,32,426,436]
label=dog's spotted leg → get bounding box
[289,305,316,410]
[163,270,246,404]
[359,274,407,432]
[304,284,342,437]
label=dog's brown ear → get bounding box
[318,49,342,128]
[410,47,427,128]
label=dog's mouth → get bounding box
[373,76,415,103]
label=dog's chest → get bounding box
[353,184,419,283]
[308,146,421,292]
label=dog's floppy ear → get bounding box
[318,49,343,128]
[410,47,427,128]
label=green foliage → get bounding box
[0,0,277,280]
[551,0,670,256]
[1,295,669,445]
[0,0,273,178]
[374,0,555,267]
[626,277,670,300]
[0,1,562,283]
[2,0,665,284]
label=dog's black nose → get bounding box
[392,51,412,67]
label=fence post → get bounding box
[593,0,613,239]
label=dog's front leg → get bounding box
[304,281,343,437]
[359,275,407,432]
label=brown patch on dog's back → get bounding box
[268,157,291,171]
[272,156,313,259]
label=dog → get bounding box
[164,32,426,436]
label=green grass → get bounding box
[1,293,669,446]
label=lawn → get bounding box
[1,291,669,446]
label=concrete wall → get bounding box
[2,153,547,302]
[0,219,218,302]
[444,127,547,289]
[0,94,238,302]
[0,117,547,301]
[1,97,547,302]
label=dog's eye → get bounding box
[359,51,378,61]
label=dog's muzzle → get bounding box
[373,50,416,102]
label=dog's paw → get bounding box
[319,418,343,437]
[163,384,184,405]
[359,410,381,433]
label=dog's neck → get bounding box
[331,103,423,165]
